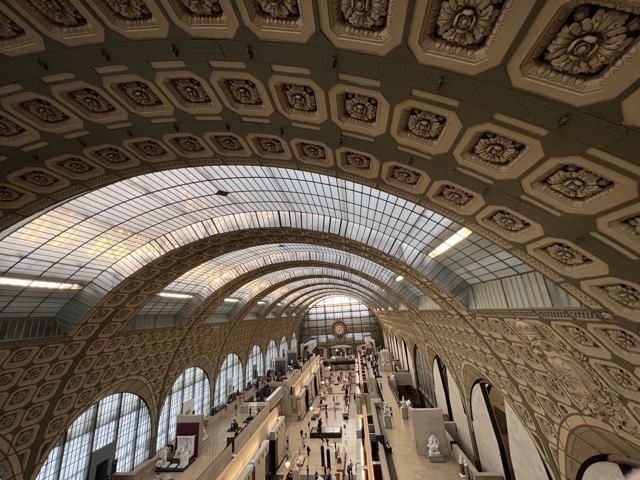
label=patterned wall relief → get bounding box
[87,0,169,38]
[159,0,238,37]
[236,0,315,41]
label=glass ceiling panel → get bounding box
[0,166,530,319]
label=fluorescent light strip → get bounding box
[157,292,193,299]
[0,277,82,290]
[428,227,473,258]
[257,301,266,305]
[395,275,403,282]
[224,298,240,303]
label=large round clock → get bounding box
[332,321,347,338]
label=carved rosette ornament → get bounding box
[0,116,26,137]
[344,93,377,123]
[133,141,167,157]
[257,137,284,153]
[19,99,69,124]
[604,284,640,309]
[340,0,388,29]
[95,147,131,164]
[19,170,59,187]
[0,11,25,40]
[542,242,591,266]
[389,166,420,186]
[284,84,316,112]
[68,88,115,114]
[489,210,530,232]
[344,152,371,170]
[301,143,326,160]
[227,79,262,105]
[117,81,162,107]
[543,5,640,76]
[628,216,640,235]
[544,164,613,200]
[436,0,501,46]
[472,132,524,166]
[179,0,223,16]
[172,136,205,152]
[0,186,24,202]
[438,184,473,207]
[257,0,299,19]
[27,0,87,27]
[101,0,152,20]
[406,108,446,140]
[169,78,211,104]
[214,135,243,151]
[56,157,94,174]
[600,329,640,354]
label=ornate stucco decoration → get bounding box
[2,92,83,135]
[237,0,314,40]
[596,204,640,254]
[47,156,99,179]
[0,113,36,147]
[85,145,140,169]
[123,138,176,162]
[476,205,543,243]
[292,140,334,166]
[428,181,484,215]
[0,5,44,56]
[89,0,169,38]
[381,163,429,194]
[527,237,608,279]
[581,278,640,320]
[160,0,238,36]
[336,148,380,179]
[507,1,640,106]
[9,168,69,195]
[163,134,213,159]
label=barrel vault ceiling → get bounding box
[0,1,639,479]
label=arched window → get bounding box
[246,345,265,382]
[36,393,151,480]
[414,346,435,407]
[214,353,244,407]
[266,339,277,370]
[279,335,289,356]
[156,367,211,452]
[291,333,298,351]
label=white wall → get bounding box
[432,359,449,419]
[505,402,549,480]
[446,370,474,459]
[471,384,505,477]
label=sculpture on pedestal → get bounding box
[428,435,441,456]
[155,446,169,468]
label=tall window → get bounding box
[266,339,277,370]
[246,345,264,382]
[279,335,289,356]
[214,353,244,406]
[415,346,435,407]
[156,367,211,452]
[300,296,383,346]
[36,393,151,480]
[291,333,298,351]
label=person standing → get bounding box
[307,445,311,458]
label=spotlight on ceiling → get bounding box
[428,227,473,258]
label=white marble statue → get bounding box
[176,435,195,468]
[427,435,441,456]
[155,446,169,468]
[177,446,190,468]
[383,402,391,416]
[202,424,209,441]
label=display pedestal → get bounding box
[429,454,445,463]
[384,414,392,429]
[401,405,409,419]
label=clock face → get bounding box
[332,321,347,338]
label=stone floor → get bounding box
[154,365,462,479]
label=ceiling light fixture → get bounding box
[428,227,473,258]
[257,301,266,305]
[224,298,240,303]
[0,277,83,290]
[157,292,193,299]
[395,275,403,282]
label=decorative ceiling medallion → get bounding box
[12,0,104,46]
[123,138,176,163]
[581,278,640,321]
[408,0,533,73]
[427,181,483,214]
[236,0,314,41]
[590,326,640,361]
[51,81,128,125]
[8,167,70,193]
[206,132,252,157]
[507,1,640,106]
[104,75,174,118]
[163,133,213,159]
[45,154,103,180]
[2,93,83,134]
[336,147,380,179]
[332,320,347,338]
[0,4,44,56]
[597,203,640,254]
[593,361,640,401]
[329,85,389,137]
[85,144,140,170]
[390,98,461,154]
[381,162,429,194]
[247,134,292,160]
[211,72,273,117]
[319,0,408,55]
[268,76,328,124]
[291,139,334,166]
[476,205,543,243]
[527,237,608,279]
[0,111,39,147]
[0,184,33,208]
[156,72,221,115]
[522,157,636,214]
[453,123,543,178]
[87,0,169,38]
[159,0,238,37]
